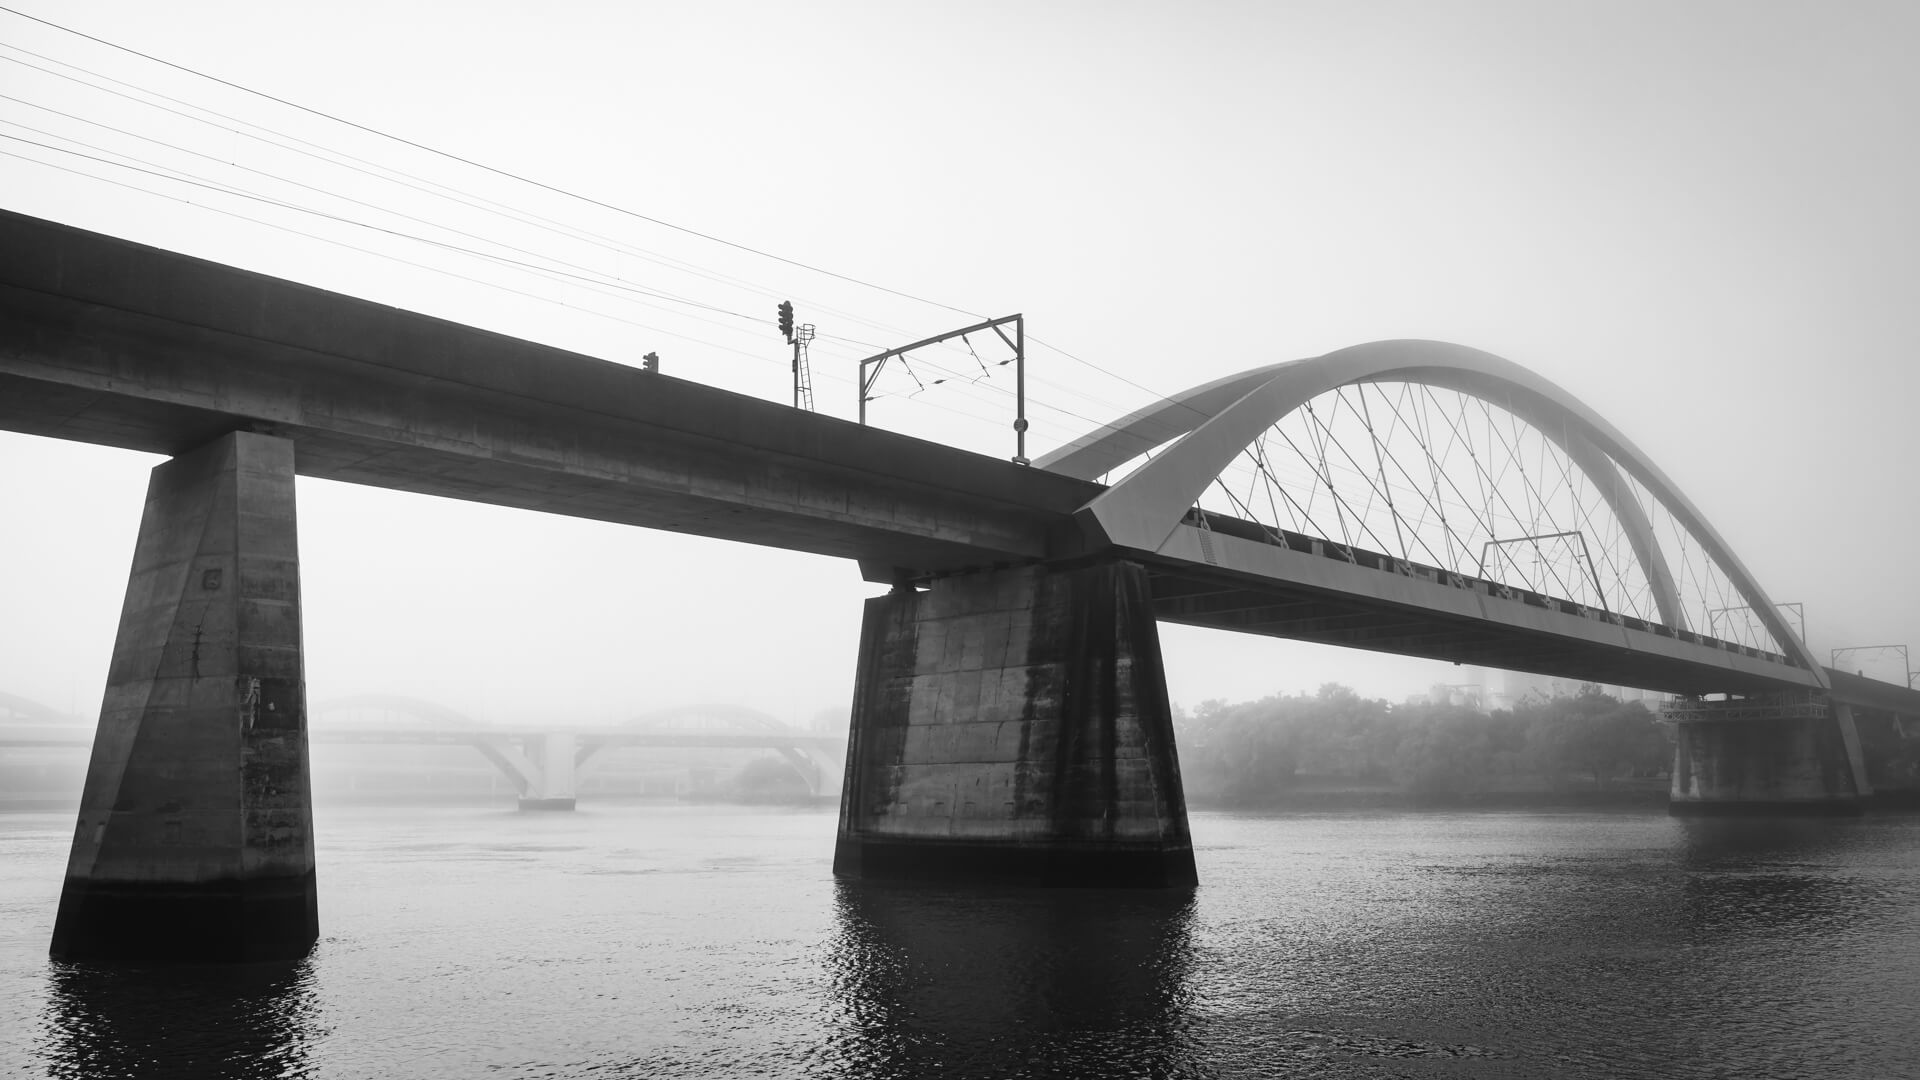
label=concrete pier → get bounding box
[50,432,318,961]
[1668,697,1870,815]
[833,561,1196,887]
[516,732,579,810]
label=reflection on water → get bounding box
[2,806,1916,1078]
[1676,817,1896,938]
[39,959,320,1080]
[821,882,1200,1078]
[1676,816,1854,866]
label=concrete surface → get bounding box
[50,432,318,961]
[834,561,1195,886]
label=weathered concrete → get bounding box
[50,432,318,961]
[1669,706,1869,815]
[834,561,1196,887]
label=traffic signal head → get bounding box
[642,351,659,373]
[777,301,794,343]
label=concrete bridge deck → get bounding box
[0,209,1090,577]
[0,208,1855,698]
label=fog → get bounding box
[5,1,1919,728]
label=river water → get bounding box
[1,802,1916,1079]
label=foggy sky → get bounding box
[4,1,1918,726]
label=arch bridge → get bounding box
[312,696,843,809]
[4,210,1912,960]
[0,692,78,726]
[1034,340,1824,698]
[837,342,1912,886]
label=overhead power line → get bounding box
[0,3,983,319]
[0,42,992,354]
[0,3,1233,451]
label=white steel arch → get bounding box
[1039,340,1823,683]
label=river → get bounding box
[1,802,1916,1078]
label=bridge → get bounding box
[6,208,1917,961]
[316,697,842,807]
[0,694,844,809]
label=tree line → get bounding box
[1173,683,1671,804]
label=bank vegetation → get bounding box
[1174,683,1671,806]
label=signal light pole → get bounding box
[776,300,815,411]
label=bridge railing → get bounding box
[1660,691,1830,723]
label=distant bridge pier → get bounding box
[51,432,318,961]
[1666,694,1871,814]
[833,560,1196,887]
[516,732,578,810]
[809,743,845,799]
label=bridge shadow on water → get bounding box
[816,880,1203,1079]
[36,959,320,1080]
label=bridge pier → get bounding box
[1667,695,1871,815]
[516,732,578,810]
[833,560,1196,887]
[808,744,846,800]
[51,432,318,961]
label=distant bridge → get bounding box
[0,691,75,725]
[317,696,843,808]
[1,694,844,809]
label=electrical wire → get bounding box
[0,45,959,348]
[0,144,1055,445]
[11,0,1706,565]
[0,3,987,318]
[0,10,1233,451]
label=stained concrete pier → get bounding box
[1668,698,1871,815]
[833,561,1196,887]
[50,432,318,961]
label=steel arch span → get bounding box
[1037,340,1826,695]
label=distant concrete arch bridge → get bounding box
[0,691,76,726]
[311,696,843,809]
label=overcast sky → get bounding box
[3,0,1917,726]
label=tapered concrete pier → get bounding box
[833,561,1196,887]
[51,432,318,961]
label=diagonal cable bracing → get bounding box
[1470,395,1587,604]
